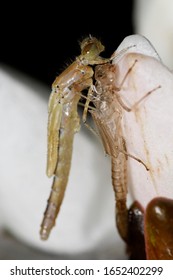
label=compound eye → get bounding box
[82,42,94,55]
[82,42,98,60]
[80,37,105,59]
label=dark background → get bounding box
[1,1,134,88]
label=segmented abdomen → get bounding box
[111,152,127,207]
[111,151,128,240]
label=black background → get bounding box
[1,1,134,88]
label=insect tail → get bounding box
[111,155,128,241]
[40,174,68,240]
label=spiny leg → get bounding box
[82,85,94,123]
[129,85,161,111]
[119,148,149,171]
[114,58,161,112]
[81,86,100,137]
[116,85,161,112]
[118,59,138,89]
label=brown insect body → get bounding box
[91,64,128,240]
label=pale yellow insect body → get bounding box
[40,36,109,240]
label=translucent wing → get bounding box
[46,92,62,177]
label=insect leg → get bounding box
[118,59,138,89]
[128,85,161,111]
[82,85,93,123]
[113,58,161,112]
[118,149,149,171]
